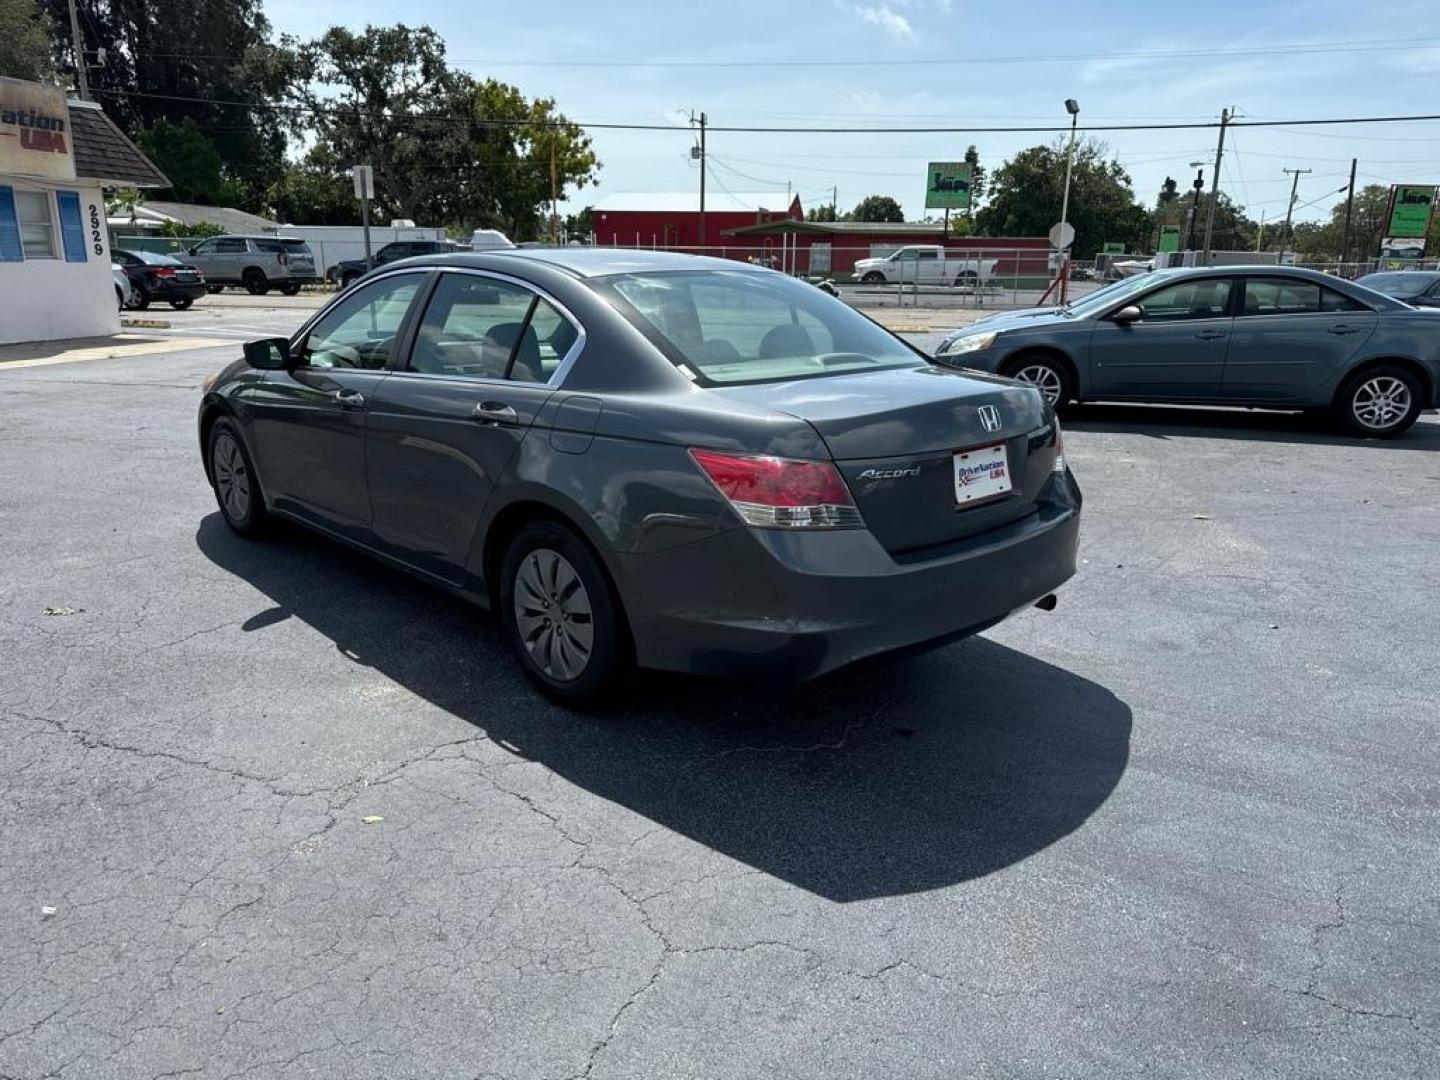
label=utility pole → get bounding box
[690,111,707,254]
[1341,157,1358,266]
[67,0,90,100]
[1278,167,1311,264]
[549,135,559,245]
[832,185,838,218]
[1199,107,1230,261]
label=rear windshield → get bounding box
[132,250,181,266]
[1357,272,1434,298]
[598,270,923,384]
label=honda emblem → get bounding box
[978,404,1001,433]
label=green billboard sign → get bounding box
[1101,242,1126,255]
[1386,185,1436,238]
[925,162,972,210]
[1158,225,1181,254]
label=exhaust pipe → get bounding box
[1033,593,1058,611]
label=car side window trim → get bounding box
[383,267,588,390]
[1235,277,1372,318]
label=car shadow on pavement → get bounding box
[198,514,1131,902]
[1064,402,1440,449]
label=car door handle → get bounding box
[1327,324,1362,335]
[1194,329,1227,340]
[334,388,366,409]
[474,401,518,424]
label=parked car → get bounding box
[184,236,316,296]
[470,228,515,251]
[327,240,465,289]
[933,265,1440,438]
[112,249,208,311]
[199,249,1081,703]
[111,264,137,312]
[853,245,999,286]
[1355,270,1440,309]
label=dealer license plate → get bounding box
[953,443,1012,504]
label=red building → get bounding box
[591,191,801,252]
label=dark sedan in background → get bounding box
[935,265,1440,437]
[328,240,465,288]
[199,250,1080,703]
[1356,270,1440,309]
[112,249,208,311]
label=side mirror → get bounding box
[1111,304,1142,323]
[243,337,291,369]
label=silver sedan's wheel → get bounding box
[513,548,594,682]
[1013,362,1065,407]
[1350,375,1412,432]
[212,430,251,524]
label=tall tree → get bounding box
[0,0,54,81]
[294,25,598,236]
[963,144,985,210]
[850,194,904,223]
[975,139,1150,257]
[42,0,293,206]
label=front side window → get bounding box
[1135,278,1233,321]
[409,275,536,379]
[301,273,423,370]
[602,270,921,385]
[191,239,216,255]
[915,249,938,261]
[16,190,55,259]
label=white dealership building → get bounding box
[0,77,168,345]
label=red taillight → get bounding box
[689,449,862,529]
[151,266,175,278]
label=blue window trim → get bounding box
[57,191,87,264]
[0,187,22,263]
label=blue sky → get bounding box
[267,0,1439,226]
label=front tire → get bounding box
[500,520,627,705]
[1335,365,1423,438]
[128,288,150,311]
[1003,353,1075,409]
[860,271,886,285]
[208,419,269,536]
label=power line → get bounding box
[128,35,1440,69]
[88,90,1440,135]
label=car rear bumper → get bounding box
[613,475,1082,680]
[151,281,207,301]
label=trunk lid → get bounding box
[715,366,1058,554]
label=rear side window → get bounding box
[215,238,247,254]
[254,239,285,253]
[280,239,311,253]
[409,274,537,379]
[603,270,919,385]
[1242,278,1366,316]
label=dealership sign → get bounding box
[1385,184,1435,239]
[0,77,76,182]
[925,162,972,210]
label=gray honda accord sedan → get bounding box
[934,265,1440,437]
[199,250,1080,702]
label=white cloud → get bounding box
[851,4,914,39]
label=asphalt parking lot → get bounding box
[1,324,1437,1078]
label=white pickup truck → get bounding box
[853,245,999,286]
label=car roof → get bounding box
[399,247,770,279]
[1358,269,1440,280]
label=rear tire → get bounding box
[115,286,124,312]
[1003,353,1075,409]
[243,269,270,296]
[208,418,269,537]
[340,271,360,289]
[278,282,303,296]
[169,297,194,311]
[129,288,150,311]
[500,520,627,705]
[955,269,979,286]
[1334,364,1423,438]
[206,285,223,294]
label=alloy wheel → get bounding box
[513,548,594,682]
[1014,363,1064,407]
[212,432,251,523]
[1351,376,1412,431]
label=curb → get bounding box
[121,317,172,329]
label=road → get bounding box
[1,321,1437,1078]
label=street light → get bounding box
[1057,99,1080,301]
[1186,160,1206,252]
